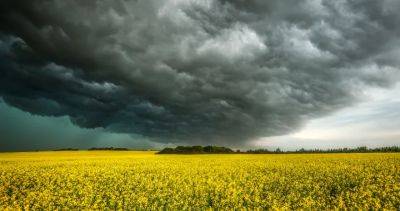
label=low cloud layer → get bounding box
[0,0,399,145]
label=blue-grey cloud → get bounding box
[0,99,156,151]
[0,0,399,145]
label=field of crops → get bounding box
[0,151,399,209]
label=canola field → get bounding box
[0,151,399,209]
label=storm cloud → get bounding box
[0,0,399,145]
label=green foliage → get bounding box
[158,146,234,154]
[88,147,129,151]
[247,146,400,154]
[159,146,400,154]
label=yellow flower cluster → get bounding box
[0,151,399,209]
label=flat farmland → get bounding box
[0,151,399,209]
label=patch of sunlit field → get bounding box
[0,151,399,210]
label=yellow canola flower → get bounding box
[0,151,398,209]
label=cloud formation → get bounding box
[0,0,399,145]
[253,84,400,150]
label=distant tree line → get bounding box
[158,146,400,154]
[53,148,79,151]
[51,147,156,151]
[247,146,400,154]
[157,146,234,154]
[50,146,400,153]
[88,147,129,151]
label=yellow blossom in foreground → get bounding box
[0,151,399,209]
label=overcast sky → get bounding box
[253,83,400,149]
[0,0,400,151]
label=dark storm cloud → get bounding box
[0,0,399,145]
